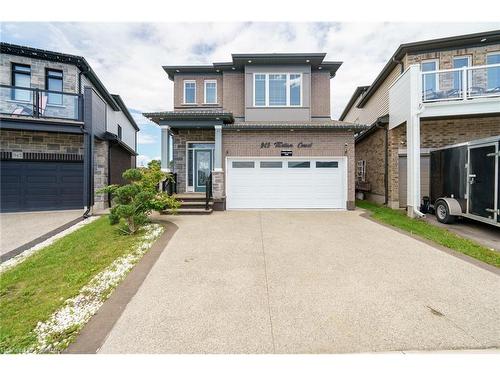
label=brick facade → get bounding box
[222,72,245,119]
[173,74,223,110]
[223,129,356,207]
[359,115,500,208]
[311,71,332,120]
[355,126,386,204]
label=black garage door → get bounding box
[0,161,84,212]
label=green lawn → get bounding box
[357,200,500,268]
[0,216,148,353]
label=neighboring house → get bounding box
[339,30,500,217]
[144,53,365,212]
[0,43,139,213]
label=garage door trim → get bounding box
[225,156,348,210]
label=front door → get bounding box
[468,143,498,222]
[194,149,212,192]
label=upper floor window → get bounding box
[487,52,500,90]
[12,63,31,101]
[253,73,302,107]
[452,56,471,91]
[204,80,217,104]
[421,59,439,93]
[46,69,63,105]
[184,80,196,104]
[117,125,122,140]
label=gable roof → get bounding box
[111,94,140,131]
[163,53,342,81]
[344,29,500,114]
[338,86,370,121]
[1,42,120,111]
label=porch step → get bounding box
[179,201,213,209]
[162,207,213,215]
[173,193,205,200]
[166,193,214,214]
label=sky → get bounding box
[2,22,499,166]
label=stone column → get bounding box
[160,126,170,172]
[214,125,222,171]
[212,125,225,210]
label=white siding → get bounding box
[106,105,136,151]
[389,67,412,129]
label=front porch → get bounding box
[144,110,232,211]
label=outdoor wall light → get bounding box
[176,69,180,72]
[318,66,322,70]
[248,60,252,63]
[306,59,310,63]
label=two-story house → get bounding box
[144,53,365,212]
[0,43,139,213]
[339,30,500,220]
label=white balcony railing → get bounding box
[421,63,500,103]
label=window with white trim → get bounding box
[204,80,217,104]
[184,80,196,104]
[487,52,500,90]
[253,73,302,107]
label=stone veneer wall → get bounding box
[172,129,215,193]
[223,129,356,209]
[0,129,84,154]
[93,139,109,209]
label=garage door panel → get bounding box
[0,161,84,212]
[227,158,346,209]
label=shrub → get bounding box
[99,160,180,234]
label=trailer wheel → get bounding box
[435,201,456,224]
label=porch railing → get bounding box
[163,173,177,195]
[0,85,83,121]
[421,63,500,103]
[205,173,212,211]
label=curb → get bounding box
[65,220,179,354]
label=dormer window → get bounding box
[253,73,302,107]
[184,80,196,104]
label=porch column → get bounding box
[214,125,222,171]
[160,125,171,172]
[407,65,422,218]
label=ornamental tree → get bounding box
[99,160,180,234]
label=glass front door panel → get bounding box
[469,145,496,220]
[195,149,212,192]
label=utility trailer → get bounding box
[429,135,499,227]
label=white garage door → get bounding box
[226,158,346,209]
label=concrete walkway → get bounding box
[0,210,82,256]
[99,211,500,354]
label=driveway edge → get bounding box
[1,216,84,262]
[64,220,179,354]
[358,209,500,276]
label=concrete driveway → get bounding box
[0,210,82,257]
[100,211,500,353]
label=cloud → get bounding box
[137,132,156,145]
[3,22,499,160]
